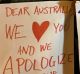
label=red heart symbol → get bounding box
[32,21,49,42]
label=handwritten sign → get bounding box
[0,1,73,74]
[76,1,80,68]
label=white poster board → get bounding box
[0,1,73,74]
[76,1,80,68]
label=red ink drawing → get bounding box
[32,21,49,42]
[5,24,26,40]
